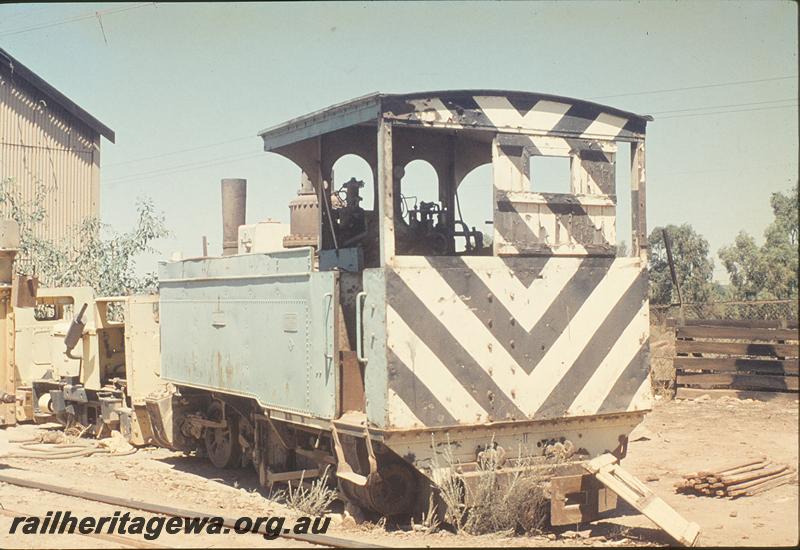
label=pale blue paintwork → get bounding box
[158,247,338,419]
[361,268,389,427]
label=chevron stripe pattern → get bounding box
[384,256,652,429]
[492,132,618,256]
[383,93,646,141]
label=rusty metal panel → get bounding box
[0,71,100,257]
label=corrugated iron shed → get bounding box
[0,48,114,143]
[0,48,115,264]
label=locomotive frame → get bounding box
[147,90,653,521]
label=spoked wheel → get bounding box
[204,401,242,469]
[364,462,418,516]
[339,461,418,517]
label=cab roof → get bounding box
[259,90,651,150]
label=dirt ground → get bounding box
[0,393,797,548]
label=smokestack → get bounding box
[221,178,246,256]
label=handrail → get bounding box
[356,291,368,364]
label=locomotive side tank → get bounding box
[150,90,653,520]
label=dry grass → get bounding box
[419,494,441,533]
[433,436,549,536]
[460,452,549,536]
[650,322,676,398]
[277,466,337,516]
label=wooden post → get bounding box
[377,119,395,264]
[630,141,647,259]
[443,134,457,254]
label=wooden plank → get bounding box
[674,357,799,375]
[675,387,800,401]
[676,340,799,358]
[720,464,787,485]
[713,460,771,477]
[265,468,319,483]
[725,469,791,491]
[734,472,797,496]
[685,457,767,479]
[676,373,799,392]
[680,319,798,329]
[585,454,700,547]
[676,325,799,342]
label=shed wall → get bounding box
[0,69,100,257]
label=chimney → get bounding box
[221,178,246,256]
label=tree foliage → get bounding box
[718,183,798,301]
[648,223,715,305]
[0,177,169,296]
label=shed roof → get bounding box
[0,48,115,143]
[259,90,652,150]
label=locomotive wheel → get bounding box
[204,401,242,469]
[364,462,418,516]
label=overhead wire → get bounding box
[0,3,155,38]
[589,75,798,100]
[657,104,798,120]
[105,98,798,185]
[650,97,797,115]
[105,136,254,167]
[104,151,263,185]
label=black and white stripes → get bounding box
[383,256,652,428]
[383,92,648,141]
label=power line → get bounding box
[650,98,797,115]
[0,4,57,26]
[105,151,262,185]
[104,102,799,184]
[101,81,799,183]
[659,161,798,177]
[0,3,154,38]
[105,97,798,180]
[590,75,798,100]
[105,136,254,167]
[658,103,798,120]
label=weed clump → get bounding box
[277,466,337,516]
[433,436,552,536]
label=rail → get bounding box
[0,469,382,548]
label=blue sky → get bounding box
[1,1,797,280]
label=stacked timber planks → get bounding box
[670,318,799,397]
[676,457,797,498]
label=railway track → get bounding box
[0,469,379,548]
[0,507,169,549]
